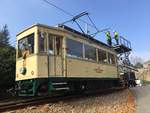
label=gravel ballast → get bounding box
[6,89,135,113]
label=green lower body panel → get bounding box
[16,78,54,96]
[16,77,120,96]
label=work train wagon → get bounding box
[16,24,120,96]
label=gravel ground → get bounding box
[131,85,150,113]
[5,89,135,113]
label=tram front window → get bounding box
[39,32,47,52]
[48,34,54,54]
[48,34,62,55]
[56,36,62,56]
[18,33,34,58]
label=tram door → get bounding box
[48,35,63,77]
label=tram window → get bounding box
[108,53,116,64]
[67,38,83,58]
[84,44,96,61]
[98,49,107,63]
[48,34,54,54]
[39,32,47,52]
[55,36,62,56]
[18,33,34,58]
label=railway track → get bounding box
[0,87,126,112]
[0,92,74,112]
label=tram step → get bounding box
[52,82,67,85]
[55,87,70,91]
[52,82,70,91]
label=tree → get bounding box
[0,24,10,46]
[0,24,16,89]
[130,55,144,66]
[135,62,143,69]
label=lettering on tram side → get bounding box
[94,67,103,73]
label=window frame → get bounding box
[38,32,47,53]
[97,49,108,64]
[66,38,83,59]
[84,44,97,61]
[108,52,116,65]
[48,33,54,55]
[17,33,35,58]
[54,35,62,56]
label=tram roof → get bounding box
[17,23,111,49]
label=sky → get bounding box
[0,0,150,61]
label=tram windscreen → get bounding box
[18,33,34,58]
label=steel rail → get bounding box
[0,87,126,112]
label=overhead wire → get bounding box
[87,15,99,32]
[10,0,103,46]
[42,0,97,29]
[7,0,111,46]
[43,0,73,17]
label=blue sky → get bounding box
[0,0,150,61]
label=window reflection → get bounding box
[108,53,115,64]
[98,49,107,63]
[55,36,62,56]
[48,34,54,54]
[39,32,46,52]
[18,33,34,58]
[67,38,83,58]
[84,44,96,61]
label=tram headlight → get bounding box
[20,67,27,75]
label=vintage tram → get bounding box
[16,24,129,96]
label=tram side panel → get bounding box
[66,57,118,78]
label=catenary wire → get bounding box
[42,0,98,29]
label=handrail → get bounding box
[119,36,131,49]
[112,36,131,49]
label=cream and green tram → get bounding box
[16,24,120,96]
